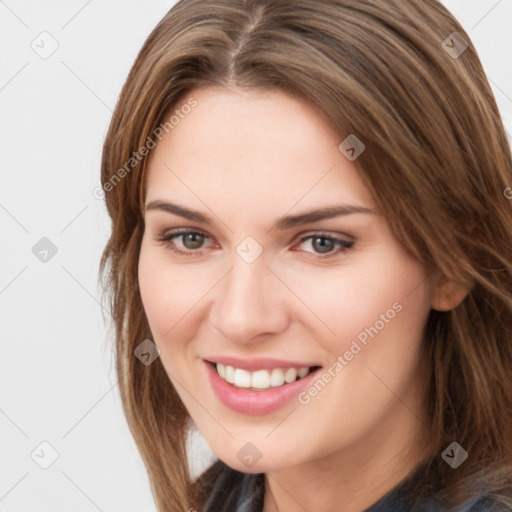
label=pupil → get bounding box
[183,233,204,249]
[312,236,334,254]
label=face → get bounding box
[138,86,434,474]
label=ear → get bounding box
[430,271,472,312]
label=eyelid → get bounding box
[295,229,354,242]
[154,227,214,245]
[154,228,353,244]
[292,231,354,257]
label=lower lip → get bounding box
[205,361,321,415]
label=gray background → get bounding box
[1,1,511,510]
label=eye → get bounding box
[296,233,354,258]
[177,231,205,249]
[153,229,354,259]
[153,228,214,256]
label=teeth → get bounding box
[233,368,251,388]
[225,365,235,384]
[269,368,285,387]
[298,367,309,378]
[284,368,297,383]
[215,364,312,390]
[251,370,270,389]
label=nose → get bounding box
[208,253,290,344]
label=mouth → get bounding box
[204,358,323,415]
[208,361,321,391]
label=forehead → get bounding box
[144,86,375,220]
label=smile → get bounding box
[215,363,316,390]
[205,359,323,415]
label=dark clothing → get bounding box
[201,462,502,511]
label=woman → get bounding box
[99,0,512,510]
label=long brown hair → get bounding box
[99,0,512,510]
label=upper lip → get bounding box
[204,356,321,372]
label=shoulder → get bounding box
[366,485,510,512]
[197,463,510,512]
[456,496,512,512]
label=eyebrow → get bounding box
[144,199,376,230]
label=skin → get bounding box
[138,86,465,512]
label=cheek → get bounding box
[138,244,195,344]
[285,252,429,355]
[138,242,218,374]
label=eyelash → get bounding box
[153,228,355,260]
